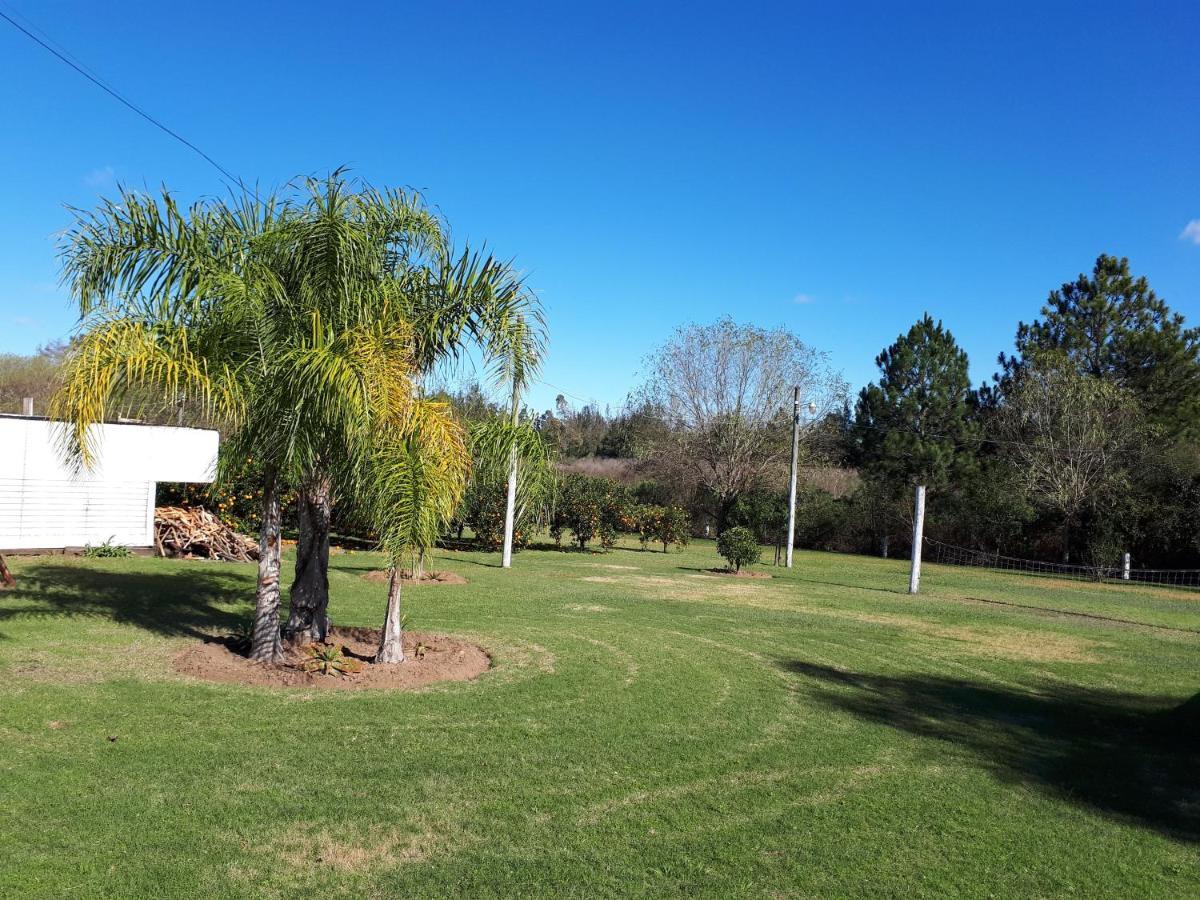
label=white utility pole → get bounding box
[500,382,520,569]
[908,484,926,594]
[785,387,800,568]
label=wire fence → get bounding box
[923,537,1200,591]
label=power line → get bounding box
[0,2,114,90]
[535,378,596,408]
[0,8,243,187]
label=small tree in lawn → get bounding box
[655,506,691,552]
[463,416,556,551]
[553,474,629,551]
[364,400,470,663]
[717,526,761,573]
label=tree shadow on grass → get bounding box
[0,564,252,639]
[781,660,1200,840]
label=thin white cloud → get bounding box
[11,315,37,327]
[1180,220,1200,245]
[792,293,816,305]
[84,165,116,189]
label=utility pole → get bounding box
[785,387,800,568]
[501,381,521,569]
[908,484,926,594]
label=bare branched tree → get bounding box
[635,317,846,531]
[997,353,1143,562]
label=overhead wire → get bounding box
[0,6,244,188]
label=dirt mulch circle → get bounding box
[360,570,468,586]
[705,568,773,579]
[173,626,490,691]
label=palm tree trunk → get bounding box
[250,471,284,663]
[375,567,405,663]
[284,474,331,646]
[0,552,14,588]
[501,381,520,569]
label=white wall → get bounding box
[0,417,218,550]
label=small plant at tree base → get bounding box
[229,619,255,653]
[82,538,133,559]
[717,526,761,573]
[300,643,363,677]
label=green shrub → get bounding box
[552,474,632,550]
[637,504,691,552]
[727,490,788,544]
[717,526,760,572]
[82,538,133,559]
[463,484,530,551]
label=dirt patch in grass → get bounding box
[844,612,1105,663]
[173,626,490,690]
[360,570,467,586]
[276,822,436,871]
[232,800,477,884]
[704,568,773,579]
[581,573,774,605]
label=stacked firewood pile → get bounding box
[154,506,260,562]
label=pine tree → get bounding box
[853,314,978,490]
[1000,254,1200,440]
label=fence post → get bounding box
[21,397,33,416]
[1122,552,1131,581]
[908,485,926,595]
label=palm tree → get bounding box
[269,181,545,644]
[463,414,557,548]
[362,399,470,662]
[53,172,541,662]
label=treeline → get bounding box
[7,254,1199,569]
[838,254,1200,569]
[0,341,67,414]
[499,254,1200,569]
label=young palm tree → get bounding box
[362,399,470,662]
[464,414,557,547]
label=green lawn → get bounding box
[2,539,1199,897]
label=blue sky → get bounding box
[2,1,1198,414]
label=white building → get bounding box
[0,415,219,552]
